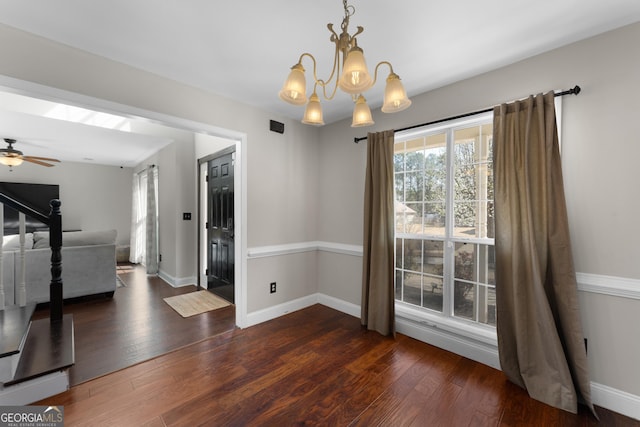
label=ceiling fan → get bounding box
[0,138,60,168]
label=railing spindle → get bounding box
[0,203,4,309]
[18,212,26,307]
[49,199,63,322]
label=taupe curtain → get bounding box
[361,130,395,336]
[493,92,595,415]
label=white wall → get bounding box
[0,161,132,245]
[317,22,640,411]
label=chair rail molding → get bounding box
[576,272,640,300]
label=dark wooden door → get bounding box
[207,152,234,303]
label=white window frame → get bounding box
[394,112,498,354]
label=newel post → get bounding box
[49,199,63,322]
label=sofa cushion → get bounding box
[33,229,117,249]
[2,233,34,250]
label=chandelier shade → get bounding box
[351,95,374,127]
[381,73,412,113]
[338,47,373,94]
[302,91,325,126]
[279,0,411,127]
[278,63,308,106]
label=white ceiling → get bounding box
[0,0,639,166]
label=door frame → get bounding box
[0,75,249,328]
[197,145,236,301]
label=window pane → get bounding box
[395,239,403,269]
[403,203,422,234]
[454,243,476,281]
[423,276,443,312]
[424,240,444,276]
[480,285,496,326]
[486,166,494,201]
[425,169,446,202]
[403,239,422,272]
[405,150,425,171]
[393,151,405,173]
[453,201,477,237]
[422,202,445,236]
[404,172,423,202]
[402,272,421,306]
[454,163,477,201]
[395,200,414,234]
[395,269,402,300]
[454,281,476,321]
[477,244,496,285]
[394,173,404,202]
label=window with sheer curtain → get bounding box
[394,113,495,329]
[129,166,158,273]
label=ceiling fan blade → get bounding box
[24,155,60,162]
[23,157,56,167]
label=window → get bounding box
[394,114,495,329]
[130,166,159,266]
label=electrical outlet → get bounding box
[159,254,162,262]
[270,282,276,293]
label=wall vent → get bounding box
[270,120,285,134]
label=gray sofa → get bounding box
[1,229,117,305]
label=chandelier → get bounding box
[278,0,411,127]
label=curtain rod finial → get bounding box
[572,85,581,95]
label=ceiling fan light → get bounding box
[339,47,373,95]
[279,63,308,106]
[0,156,24,167]
[381,72,412,113]
[351,95,374,127]
[302,92,325,126]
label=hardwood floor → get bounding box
[37,301,637,426]
[32,263,236,385]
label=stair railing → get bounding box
[0,194,63,322]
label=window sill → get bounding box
[395,302,498,348]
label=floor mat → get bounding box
[163,290,231,317]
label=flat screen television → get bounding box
[0,182,60,235]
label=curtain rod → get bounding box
[353,85,581,143]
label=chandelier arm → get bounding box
[320,46,343,101]
[372,61,394,87]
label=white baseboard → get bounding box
[0,370,69,405]
[245,293,361,328]
[158,270,197,288]
[592,382,640,421]
[245,294,319,327]
[317,293,360,318]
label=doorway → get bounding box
[202,147,235,303]
[0,77,248,327]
